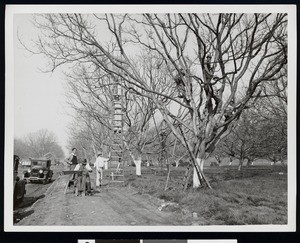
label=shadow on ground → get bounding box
[13,195,45,224]
[14,209,35,224]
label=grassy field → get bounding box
[122,165,287,225]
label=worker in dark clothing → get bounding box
[204,54,214,81]
[175,69,186,98]
[174,68,193,103]
[66,147,78,171]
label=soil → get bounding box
[16,172,191,226]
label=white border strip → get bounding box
[5,4,297,14]
[287,2,297,231]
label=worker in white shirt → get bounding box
[94,151,109,187]
[74,159,93,196]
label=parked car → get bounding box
[23,158,53,184]
[14,155,26,207]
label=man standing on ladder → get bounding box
[94,150,109,188]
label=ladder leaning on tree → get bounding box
[108,83,125,186]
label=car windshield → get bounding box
[32,161,47,167]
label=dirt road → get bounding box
[16,173,191,226]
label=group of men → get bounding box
[66,148,109,196]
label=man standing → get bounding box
[66,148,78,170]
[74,159,92,196]
[94,151,109,187]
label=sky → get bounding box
[14,14,73,156]
[11,9,296,159]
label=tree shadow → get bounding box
[13,194,46,224]
[15,194,45,209]
[13,209,34,224]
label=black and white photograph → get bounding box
[4,5,296,232]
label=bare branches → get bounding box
[22,12,287,188]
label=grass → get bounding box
[124,165,287,225]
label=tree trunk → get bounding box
[280,148,285,166]
[183,163,192,191]
[238,160,243,171]
[164,163,171,191]
[104,161,108,170]
[246,158,253,167]
[123,139,142,176]
[193,157,204,188]
[134,158,142,176]
[175,152,187,168]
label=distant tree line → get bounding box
[214,74,287,169]
[14,129,65,160]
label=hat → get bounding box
[97,151,102,155]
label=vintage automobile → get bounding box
[14,155,26,207]
[23,157,53,184]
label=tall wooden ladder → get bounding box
[108,86,125,186]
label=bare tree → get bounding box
[215,85,287,169]
[22,13,287,188]
[67,112,110,162]
[14,138,31,158]
[253,76,287,164]
[16,129,65,158]
[215,111,261,170]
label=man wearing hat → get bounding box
[94,151,110,188]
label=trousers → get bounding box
[96,167,103,186]
[77,172,91,193]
